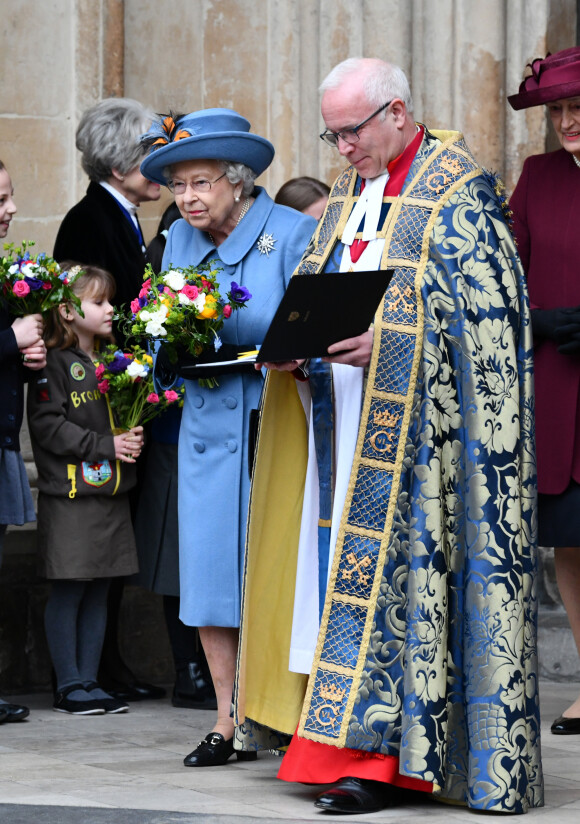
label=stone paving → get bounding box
[0,681,579,823]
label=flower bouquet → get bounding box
[0,240,82,316]
[125,262,252,386]
[95,343,183,431]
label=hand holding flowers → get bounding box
[95,343,183,431]
[114,426,144,463]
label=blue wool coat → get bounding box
[162,187,315,627]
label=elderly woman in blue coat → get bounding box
[140,109,315,768]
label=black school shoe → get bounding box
[53,684,106,715]
[183,732,258,767]
[83,682,129,714]
[314,776,399,814]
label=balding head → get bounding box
[320,58,414,114]
[319,57,417,178]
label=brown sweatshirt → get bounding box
[27,347,136,498]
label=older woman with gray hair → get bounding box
[140,108,315,767]
[54,97,161,318]
[53,97,164,704]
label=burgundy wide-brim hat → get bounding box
[508,46,580,110]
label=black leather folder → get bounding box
[257,268,394,362]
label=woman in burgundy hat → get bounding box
[509,46,580,735]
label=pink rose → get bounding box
[139,278,151,298]
[223,304,232,318]
[163,286,173,294]
[97,379,110,393]
[12,280,30,297]
[164,390,179,403]
[181,284,199,300]
[147,392,160,404]
[130,298,140,313]
[95,363,105,380]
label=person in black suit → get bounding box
[53,98,164,702]
[54,97,162,333]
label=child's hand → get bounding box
[21,340,47,371]
[114,427,143,463]
[13,313,43,349]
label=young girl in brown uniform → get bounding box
[27,264,143,714]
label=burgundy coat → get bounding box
[510,149,580,494]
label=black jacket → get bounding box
[0,306,25,451]
[53,182,147,313]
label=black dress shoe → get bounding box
[314,776,396,814]
[0,703,30,723]
[183,732,258,767]
[551,715,580,734]
[172,662,217,710]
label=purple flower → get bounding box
[24,276,44,291]
[157,284,165,292]
[107,353,131,374]
[139,295,148,308]
[229,281,252,303]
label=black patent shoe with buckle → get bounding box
[314,776,397,814]
[183,732,258,767]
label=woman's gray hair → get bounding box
[320,58,414,115]
[76,98,155,182]
[221,162,256,197]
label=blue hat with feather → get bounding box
[140,108,275,184]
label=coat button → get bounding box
[193,441,205,453]
[7,414,15,421]
[226,440,238,453]
[4,436,12,445]
[224,396,237,409]
[192,395,204,408]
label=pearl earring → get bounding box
[234,196,240,203]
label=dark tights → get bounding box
[45,578,110,698]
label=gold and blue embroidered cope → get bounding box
[236,129,542,814]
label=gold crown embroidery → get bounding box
[373,409,398,428]
[319,683,346,703]
[426,155,463,194]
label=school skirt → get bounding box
[37,492,138,579]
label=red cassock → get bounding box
[510,148,580,494]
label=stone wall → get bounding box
[1,0,577,250]
[1,0,579,691]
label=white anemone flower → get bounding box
[140,304,169,337]
[162,269,186,291]
[192,293,206,313]
[127,360,149,379]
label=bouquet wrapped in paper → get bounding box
[95,343,183,431]
[0,240,82,316]
[126,262,252,382]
